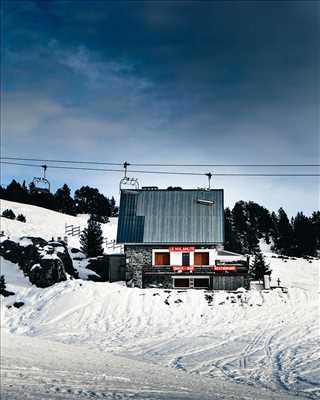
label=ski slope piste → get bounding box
[0,200,319,399]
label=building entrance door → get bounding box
[182,252,190,266]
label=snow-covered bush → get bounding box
[2,209,16,220]
[16,213,26,223]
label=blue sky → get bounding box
[1,0,319,216]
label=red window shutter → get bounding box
[155,252,170,266]
[194,252,209,265]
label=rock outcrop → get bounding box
[0,237,78,288]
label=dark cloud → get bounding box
[1,0,319,215]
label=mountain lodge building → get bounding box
[116,187,249,290]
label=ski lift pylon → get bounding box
[31,164,51,194]
[205,172,213,190]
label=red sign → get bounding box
[169,246,195,252]
[172,266,195,272]
[214,265,237,271]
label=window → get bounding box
[173,278,190,288]
[194,278,210,288]
[155,252,170,266]
[194,252,209,265]
[173,276,210,289]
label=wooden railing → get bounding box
[65,223,81,237]
[143,265,215,274]
[143,265,172,274]
[143,264,248,274]
[103,239,123,252]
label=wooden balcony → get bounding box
[143,265,172,274]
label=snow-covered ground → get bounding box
[1,200,320,399]
[2,333,303,400]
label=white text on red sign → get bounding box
[172,266,195,272]
[169,246,195,252]
[214,266,237,271]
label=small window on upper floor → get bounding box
[194,252,209,265]
[154,252,170,266]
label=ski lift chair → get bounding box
[31,165,51,194]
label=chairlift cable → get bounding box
[1,161,320,177]
[0,156,123,166]
[130,163,320,168]
[0,157,319,168]
[1,162,204,176]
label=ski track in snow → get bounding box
[1,334,313,400]
[2,260,319,399]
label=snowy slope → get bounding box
[2,333,303,400]
[0,199,118,251]
[1,255,319,399]
[1,200,319,399]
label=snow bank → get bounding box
[1,254,319,398]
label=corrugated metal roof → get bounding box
[117,189,224,244]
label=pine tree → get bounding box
[224,207,233,251]
[293,212,316,256]
[21,180,29,203]
[0,185,7,200]
[29,181,36,193]
[5,180,25,203]
[246,227,260,254]
[275,208,294,255]
[311,212,320,251]
[22,180,28,192]
[232,201,249,252]
[269,211,278,248]
[249,250,271,282]
[224,208,242,253]
[75,186,111,222]
[110,196,119,217]
[80,215,104,257]
[54,184,75,215]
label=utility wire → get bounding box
[0,162,204,176]
[0,156,123,166]
[131,163,320,167]
[0,157,319,168]
[1,161,320,177]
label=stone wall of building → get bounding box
[125,245,153,288]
